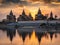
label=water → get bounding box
[0,28,60,45]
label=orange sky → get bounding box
[0,1,60,20]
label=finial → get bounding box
[10,10,13,15]
[38,8,41,14]
[22,9,25,15]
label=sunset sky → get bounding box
[0,0,60,20]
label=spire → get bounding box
[50,11,53,18]
[29,13,33,19]
[22,9,26,15]
[48,11,54,20]
[38,8,42,14]
[29,13,33,20]
[10,10,13,15]
[29,13,32,17]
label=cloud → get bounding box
[0,0,30,8]
[28,0,40,2]
[0,0,60,4]
[28,0,60,3]
[1,0,20,3]
[0,0,29,5]
[0,0,60,8]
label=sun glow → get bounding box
[0,2,60,20]
[30,31,39,45]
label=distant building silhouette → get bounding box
[17,10,33,21]
[48,11,55,20]
[35,8,47,20]
[2,10,16,23]
[7,10,16,22]
[2,9,59,22]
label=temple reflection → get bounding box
[35,32,47,44]
[0,28,60,45]
[6,28,16,42]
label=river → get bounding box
[0,28,60,45]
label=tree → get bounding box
[55,15,57,20]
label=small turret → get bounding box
[22,9,26,16]
[10,10,13,16]
[29,13,33,21]
[48,11,54,20]
[38,8,42,14]
[50,11,53,18]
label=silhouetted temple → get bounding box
[2,9,59,22]
[3,10,16,23]
[35,8,47,20]
[48,11,55,20]
[17,10,33,21]
[7,10,16,22]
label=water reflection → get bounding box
[0,28,60,45]
[6,28,16,42]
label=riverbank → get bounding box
[0,20,60,29]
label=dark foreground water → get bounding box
[0,28,60,45]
